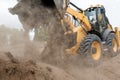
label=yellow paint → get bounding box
[65,26,86,54]
[66,7,91,31]
[107,24,112,30]
[115,27,120,48]
[91,41,101,60]
[62,12,87,54]
[62,7,92,54]
[112,38,118,52]
[98,14,102,22]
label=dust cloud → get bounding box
[0,0,120,80]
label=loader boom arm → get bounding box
[66,7,91,31]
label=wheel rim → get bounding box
[112,38,117,53]
[91,41,101,60]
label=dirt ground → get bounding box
[0,33,120,80]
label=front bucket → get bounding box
[53,0,69,17]
[41,0,69,17]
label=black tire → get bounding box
[106,33,118,57]
[79,34,103,66]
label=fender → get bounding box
[102,29,114,41]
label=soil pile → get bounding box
[0,52,75,80]
[0,52,36,80]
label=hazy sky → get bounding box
[0,0,22,29]
[0,0,120,29]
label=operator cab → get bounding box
[85,5,109,34]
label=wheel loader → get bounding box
[9,0,120,65]
[50,0,120,64]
